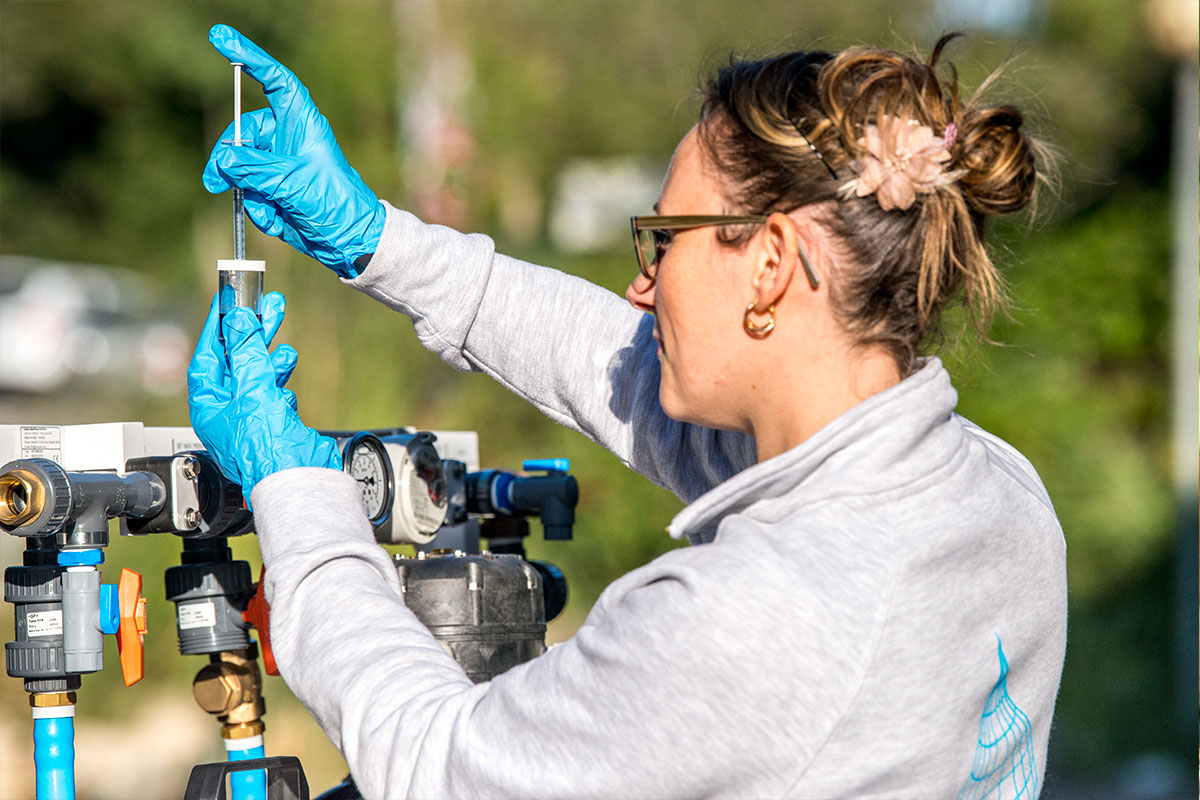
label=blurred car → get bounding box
[0,256,191,395]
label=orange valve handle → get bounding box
[116,568,147,686]
[243,565,279,676]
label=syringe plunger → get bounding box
[232,63,246,261]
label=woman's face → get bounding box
[625,127,756,430]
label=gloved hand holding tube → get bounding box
[188,291,342,495]
[202,24,385,278]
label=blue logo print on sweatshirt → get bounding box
[955,636,1038,800]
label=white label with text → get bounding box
[177,601,217,630]
[27,610,64,637]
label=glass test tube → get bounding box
[217,259,265,329]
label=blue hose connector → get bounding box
[522,458,570,473]
[225,738,266,800]
[56,550,103,567]
[32,711,75,800]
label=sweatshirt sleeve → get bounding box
[343,202,754,502]
[250,468,869,799]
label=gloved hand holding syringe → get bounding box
[203,24,386,279]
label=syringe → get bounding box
[232,62,245,260]
[218,62,264,332]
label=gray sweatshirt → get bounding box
[250,203,1068,799]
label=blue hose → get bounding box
[33,716,75,800]
[226,741,266,800]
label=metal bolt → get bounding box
[181,456,200,480]
[184,508,202,529]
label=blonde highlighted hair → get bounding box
[698,34,1047,373]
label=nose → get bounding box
[625,272,656,314]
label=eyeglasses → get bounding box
[630,215,765,281]
[629,214,821,289]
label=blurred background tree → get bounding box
[0,0,1195,797]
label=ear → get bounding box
[750,211,817,312]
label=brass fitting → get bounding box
[29,692,76,708]
[192,648,266,729]
[193,662,244,714]
[0,469,44,528]
[221,720,266,739]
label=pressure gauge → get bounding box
[342,432,394,526]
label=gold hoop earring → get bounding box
[744,302,775,339]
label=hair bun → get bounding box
[699,35,1051,374]
[956,105,1037,215]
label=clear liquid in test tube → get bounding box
[217,259,265,336]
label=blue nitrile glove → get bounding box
[202,24,385,278]
[188,292,341,495]
[202,291,300,408]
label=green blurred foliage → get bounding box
[0,0,1191,795]
[957,190,1174,598]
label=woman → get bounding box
[191,24,1066,799]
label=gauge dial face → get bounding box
[345,436,392,524]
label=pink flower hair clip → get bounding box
[842,115,959,211]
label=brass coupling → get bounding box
[0,469,44,528]
[29,692,76,708]
[192,648,266,727]
[221,720,266,740]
